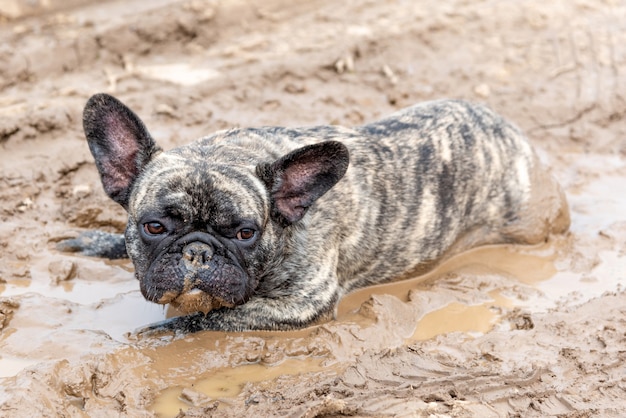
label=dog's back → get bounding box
[320,100,570,293]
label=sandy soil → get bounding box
[0,0,625,416]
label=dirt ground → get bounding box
[0,0,625,416]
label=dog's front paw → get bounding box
[133,313,210,338]
[56,230,127,259]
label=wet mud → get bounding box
[1,0,625,416]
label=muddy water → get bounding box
[336,243,559,315]
[153,358,342,415]
[410,290,513,341]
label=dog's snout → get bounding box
[182,242,214,268]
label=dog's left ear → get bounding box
[257,141,349,225]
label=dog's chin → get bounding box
[159,289,235,315]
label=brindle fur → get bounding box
[61,94,569,333]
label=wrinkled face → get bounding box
[125,153,273,314]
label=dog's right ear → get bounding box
[83,93,161,209]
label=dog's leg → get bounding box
[138,290,338,334]
[499,153,570,245]
[56,230,128,259]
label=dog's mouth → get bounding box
[140,231,252,314]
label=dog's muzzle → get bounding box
[142,231,250,314]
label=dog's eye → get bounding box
[144,222,166,236]
[236,228,255,241]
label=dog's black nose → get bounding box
[182,242,214,269]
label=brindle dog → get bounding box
[59,94,569,332]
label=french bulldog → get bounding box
[59,94,570,333]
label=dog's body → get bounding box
[60,94,569,333]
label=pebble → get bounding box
[72,184,92,198]
[474,83,491,98]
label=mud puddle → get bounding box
[410,290,513,341]
[153,358,342,416]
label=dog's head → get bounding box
[82,93,349,314]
